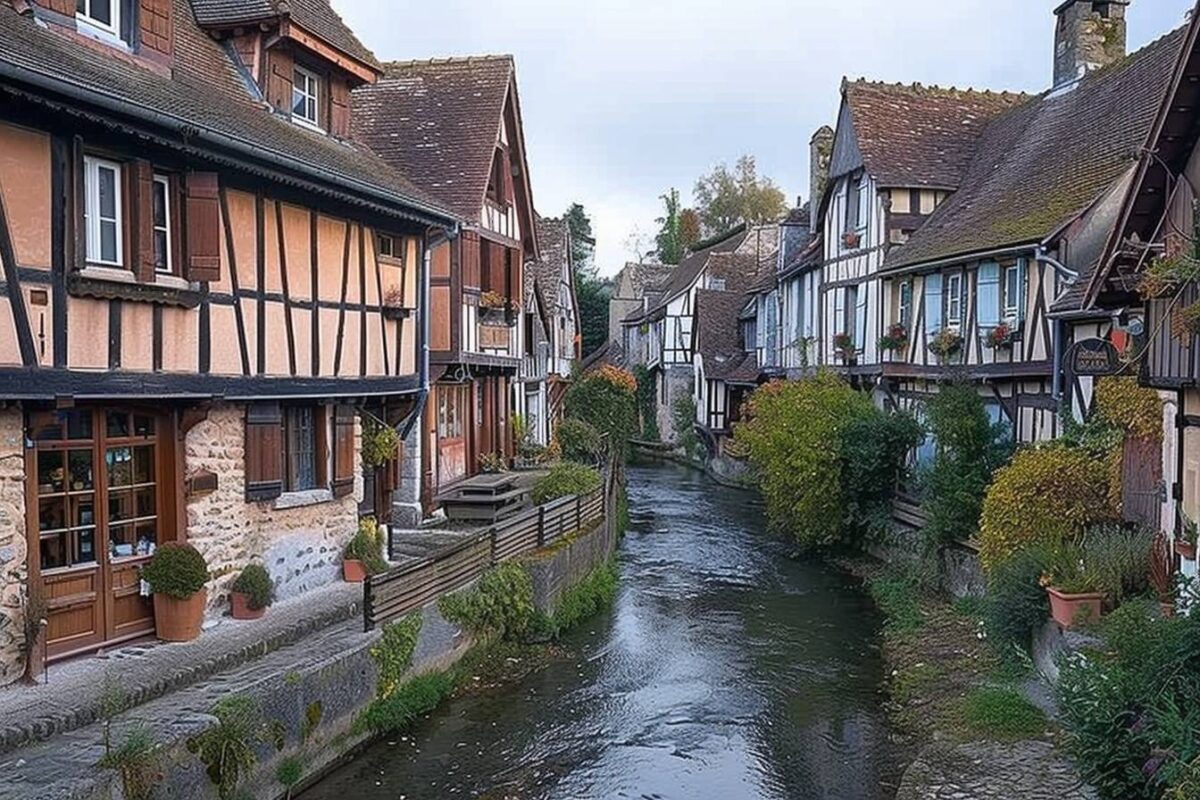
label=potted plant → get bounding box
[141,543,209,642]
[1149,533,1176,618]
[343,517,388,583]
[832,332,855,362]
[984,322,1016,349]
[927,328,964,361]
[1176,518,1198,561]
[1041,547,1104,630]
[877,323,909,354]
[229,563,274,621]
[382,286,406,320]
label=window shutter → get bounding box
[924,273,944,336]
[501,148,515,206]
[977,262,1000,329]
[332,405,356,498]
[184,172,222,283]
[131,160,156,282]
[1016,258,1028,322]
[245,402,283,502]
[71,136,86,271]
[507,247,521,308]
[854,287,867,350]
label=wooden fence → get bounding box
[364,487,606,631]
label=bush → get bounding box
[1082,523,1153,607]
[983,547,1051,657]
[921,383,1013,546]
[354,669,458,735]
[141,543,208,599]
[438,561,536,642]
[97,726,161,800]
[531,462,602,505]
[345,517,388,576]
[371,613,422,699]
[556,418,604,465]
[868,568,925,634]
[632,365,661,441]
[563,365,638,462]
[187,696,283,800]
[736,371,918,550]
[672,394,702,461]
[962,687,1047,741]
[1094,376,1163,442]
[979,444,1117,572]
[547,559,618,636]
[230,563,274,611]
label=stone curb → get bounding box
[0,593,361,755]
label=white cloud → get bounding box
[335,0,1195,277]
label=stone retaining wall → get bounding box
[525,513,618,614]
[0,408,27,687]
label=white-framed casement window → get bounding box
[76,0,119,36]
[292,66,322,130]
[84,156,123,267]
[152,175,172,274]
[898,279,913,327]
[377,233,396,259]
[945,272,963,327]
[1003,263,1022,319]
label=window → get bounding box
[292,66,321,129]
[708,277,727,291]
[845,174,862,232]
[84,156,123,267]
[152,176,172,274]
[945,272,963,326]
[1004,263,1022,319]
[899,280,913,327]
[284,406,321,492]
[77,0,119,36]
[377,233,396,259]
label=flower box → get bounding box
[1176,539,1197,561]
[1046,586,1104,630]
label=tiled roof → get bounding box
[695,289,757,383]
[529,215,571,314]
[885,26,1186,271]
[706,252,763,295]
[0,0,450,222]
[643,229,749,316]
[190,0,379,68]
[352,56,515,224]
[844,79,1026,188]
[615,262,673,298]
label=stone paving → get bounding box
[896,741,1098,800]
[0,580,361,754]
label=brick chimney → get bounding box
[1054,1,1129,87]
[809,125,834,230]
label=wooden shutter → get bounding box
[487,242,506,296]
[977,262,1000,329]
[332,405,356,498]
[71,136,85,271]
[245,402,283,501]
[184,172,221,283]
[131,160,156,282]
[329,78,351,138]
[924,273,944,336]
[501,147,514,206]
[507,247,521,308]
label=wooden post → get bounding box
[575,495,582,532]
[537,505,546,547]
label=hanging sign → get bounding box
[1067,338,1122,377]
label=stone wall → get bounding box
[0,408,27,687]
[185,404,363,615]
[526,514,618,615]
[656,365,694,446]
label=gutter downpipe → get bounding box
[1035,246,1080,406]
[400,227,455,441]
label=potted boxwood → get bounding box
[141,542,209,642]
[1041,548,1104,630]
[343,517,388,583]
[230,563,274,621]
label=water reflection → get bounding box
[302,464,902,800]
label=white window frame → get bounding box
[1003,264,1021,319]
[945,272,963,327]
[898,279,913,327]
[708,277,727,291]
[76,0,120,37]
[152,175,172,275]
[84,156,124,268]
[292,66,322,131]
[377,233,396,259]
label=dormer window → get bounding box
[76,0,119,38]
[292,66,322,130]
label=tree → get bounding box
[655,189,686,265]
[679,208,702,252]
[564,203,597,281]
[564,203,610,358]
[693,155,788,236]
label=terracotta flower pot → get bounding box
[1047,586,1104,630]
[230,591,266,620]
[153,588,207,642]
[343,559,367,583]
[1175,540,1197,561]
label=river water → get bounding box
[303,464,903,800]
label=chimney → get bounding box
[1053,1,1129,87]
[809,126,835,230]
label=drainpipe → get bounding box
[1035,246,1080,406]
[399,227,453,440]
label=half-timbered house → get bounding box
[353,56,538,507]
[523,215,580,444]
[0,0,457,680]
[879,1,1182,449]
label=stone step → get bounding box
[0,582,362,755]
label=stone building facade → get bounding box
[0,409,27,685]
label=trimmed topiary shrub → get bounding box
[978,444,1117,572]
[531,462,602,505]
[141,543,208,599]
[230,563,274,611]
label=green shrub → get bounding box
[547,560,618,636]
[672,394,702,461]
[345,517,388,576]
[276,756,304,794]
[438,562,536,642]
[141,543,208,599]
[97,726,161,800]
[1083,523,1153,606]
[840,409,923,546]
[230,563,274,611]
[632,365,661,441]
[187,696,283,800]
[556,418,604,465]
[354,670,458,735]
[983,547,1050,657]
[531,462,602,505]
[563,365,638,462]
[921,383,1013,546]
[979,444,1117,572]
[371,613,422,699]
[868,568,924,634]
[962,687,1047,741]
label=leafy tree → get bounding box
[693,155,788,236]
[565,202,597,281]
[679,208,702,252]
[655,189,686,265]
[564,202,610,357]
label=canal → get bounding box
[302,463,903,799]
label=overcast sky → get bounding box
[334,0,1195,277]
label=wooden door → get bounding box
[29,408,166,661]
[1123,435,1164,530]
[437,386,468,489]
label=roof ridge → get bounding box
[381,54,514,69]
[842,76,1030,101]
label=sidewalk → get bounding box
[0,581,361,754]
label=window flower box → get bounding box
[832,332,855,362]
[878,323,909,353]
[382,286,407,320]
[927,328,964,361]
[983,321,1017,349]
[1046,586,1104,630]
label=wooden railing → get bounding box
[364,487,606,631]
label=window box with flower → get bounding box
[842,231,861,250]
[832,332,856,362]
[480,291,517,326]
[983,321,1018,350]
[877,323,909,354]
[927,328,964,361]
